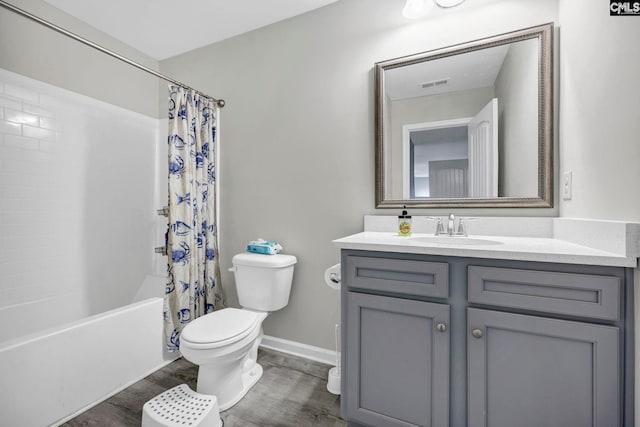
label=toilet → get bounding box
[179,252,297,411]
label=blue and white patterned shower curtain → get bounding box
[163,85,224,351]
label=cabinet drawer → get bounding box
[346,256,448,298]
[468,266,620,320]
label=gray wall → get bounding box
[557,4,640,422]
[558,0,640,221]
[0,0,161,117]
[160,0,560,350]
[495,40,539,198]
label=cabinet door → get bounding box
[468,308,620,427]
[345,292,450,427]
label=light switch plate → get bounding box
[562,171,572,200]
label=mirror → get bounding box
[375,23,553,208]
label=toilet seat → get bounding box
[181,308,260,349]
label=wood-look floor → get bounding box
[62,348,346,427]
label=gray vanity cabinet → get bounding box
[345,292,450,427]
[466,265,623,427]
[341,250,631,427]
[467,308,620,427]
[343,255,451,427]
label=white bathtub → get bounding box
[0,295,178,426]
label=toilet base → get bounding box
[191,328,265,411]
[219,362,263,411]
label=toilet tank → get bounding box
[231,253,297,312]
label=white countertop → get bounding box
[333,217,640,267]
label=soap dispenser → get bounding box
[398,206,412,236]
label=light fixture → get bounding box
[402,0,435,19]
[435,0,465,7]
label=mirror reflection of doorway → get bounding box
[404,98,498,199]
[409,126,468,198]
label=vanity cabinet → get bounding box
[467,308,620,427]
[340,250,632,427]
[343,256,451,426]
[346,293,450,427]
[466,265,622,427]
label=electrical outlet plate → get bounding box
[562,171,572,200]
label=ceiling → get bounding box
[385,43,511,100]
[41,0,339,60]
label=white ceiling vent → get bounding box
[420,78,450,89]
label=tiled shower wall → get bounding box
[0,68,162,343]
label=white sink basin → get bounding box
[409,236,504,246]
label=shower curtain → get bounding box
[163,85,224,351]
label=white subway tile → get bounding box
[0,120,21,135]
[38,93,70,111]
[23,102,54,118]
[4,109,38,126]
[38,140,55,152]
[0,67,162,327]
[0,247,27,267]
[0,95,21,110]
[30,150,50,163]
[3,213,29,231]
[1,285,43,305]
[4,134,39,150]
[0,144,22,161]
[39,116,58,130]
[1,183,30,199]
[4,84,39,103]
[0,224,28,238]
[23,125,56,141]
[3,209,41,224]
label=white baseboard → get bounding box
[260,334,339,367]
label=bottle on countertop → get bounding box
[398,206,412,236]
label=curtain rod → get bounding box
[0,0,225,108]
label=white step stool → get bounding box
[142,384,223,427]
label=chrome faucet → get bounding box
[446,213,456,236]
[430,213,471,237]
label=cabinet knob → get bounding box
[436,323,447,332]
[472,328,484,339]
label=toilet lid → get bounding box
[181,308,259,344]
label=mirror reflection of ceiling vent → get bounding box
[420,78,449,89]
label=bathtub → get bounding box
[0,293,177,426]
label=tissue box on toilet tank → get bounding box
[246,239,282,255]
